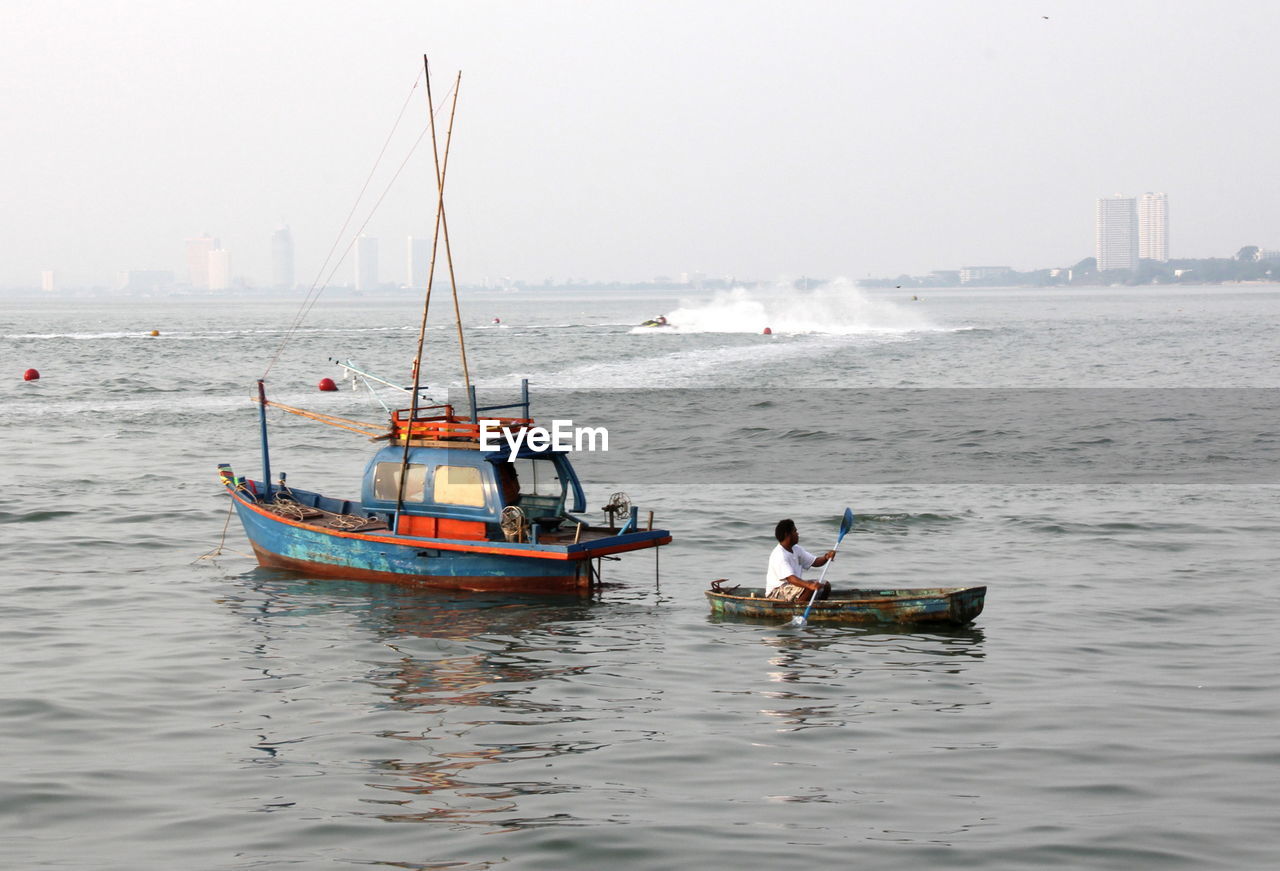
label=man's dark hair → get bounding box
[775,518,796,543]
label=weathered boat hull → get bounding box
[227,485,669,594]
[705,585,986,626]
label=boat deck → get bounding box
[263,497,631,545]
[527,524,631,544]
[265,499,390,533]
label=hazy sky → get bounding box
[4,0,1279,287]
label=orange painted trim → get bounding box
[576,536,674,558]
[250,543,588,594]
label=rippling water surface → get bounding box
[2,284,1278,869]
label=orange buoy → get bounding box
[149,330,160,337]
[23,368,40,381]
[762,326,772,335]
[318,377,338,392]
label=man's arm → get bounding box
[811,550,837,567]
[782,573,827,592]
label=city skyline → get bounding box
[15,204,1280,294]
[13,185,1273,291]
[3,3,1279,290]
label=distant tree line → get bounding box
[862,247,1280,288]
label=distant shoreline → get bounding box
[874,279,1280,290]
[3,279,1280,300]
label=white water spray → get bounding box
[639,278,936,335]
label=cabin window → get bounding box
[433,465,486,506]
[510,458,564,497]
[372,462,426,502]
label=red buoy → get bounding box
[23,368,40,381]
[762,326,772,335]
[318,377,338,392]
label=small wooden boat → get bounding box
[705,582,986,626]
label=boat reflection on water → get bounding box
[755,627,987,733]
[219,568,619,828]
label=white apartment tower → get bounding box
[208,248,232,290]
[355,235,379,291]
[406,236,431,288]
[1096,196,1138,272]
[1138,192,1169,262]
[271,225,295,289]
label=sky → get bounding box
[3,0,1279,288]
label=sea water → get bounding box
[1,283,1277,869]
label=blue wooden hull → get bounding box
[226,485,668,594]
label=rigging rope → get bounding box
[252,397,386,437]
[261,72,457,380]
[195,490,254,561]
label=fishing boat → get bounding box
[705,582,986,626]
[216,57,671,594]
[218,397,670,594]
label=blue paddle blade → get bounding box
[837,508,855,542]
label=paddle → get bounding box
[789,508,855,628]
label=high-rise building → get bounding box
[406,236,431,288]
[355,235,378,290]
[1096,196,1138,272]
[186,234,219,288]
[117,270,175,293]
[271,225,295,289]
[959,266,1013,285]
[1138,192,1168,262]
[208,248,232,291]
[41,270,55,292]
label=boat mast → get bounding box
[395,55,465,521]
[256,379,272,501]
[426,68,475,422]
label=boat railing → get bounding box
[469,380,531,422]
[387,404,533,445]
[616,506,640,535]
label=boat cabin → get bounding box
[360,444,586,541]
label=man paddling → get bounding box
[766,518,836,602]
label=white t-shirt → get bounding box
[766,543,817,595]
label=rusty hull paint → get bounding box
[228,487,670,560]
[706,586,986,626]
[250,542,589,594]
[230,489,606,594]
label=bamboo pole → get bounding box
[395,56,462,522]
[430,76,473,421]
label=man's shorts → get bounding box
[767,582,809,602]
